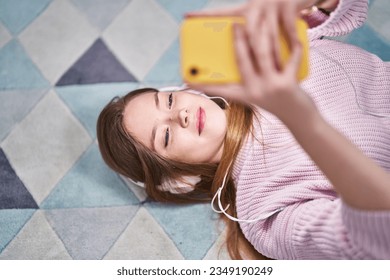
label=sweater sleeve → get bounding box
[245,198,390,259]
[306,0,368,41]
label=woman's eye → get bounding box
[164,127,170,147]
[168,93,173,109]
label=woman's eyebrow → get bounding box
[154,91,160,108]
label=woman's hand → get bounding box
[187,0,317,123]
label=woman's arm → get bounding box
[244,197,390,259]
[189,0,390,211]
[282,87,390,211]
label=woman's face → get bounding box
[123,90,227,164]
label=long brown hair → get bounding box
[96,87,267,259]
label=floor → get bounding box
[0,0,389,260]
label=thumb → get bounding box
[187,83,245,103]
[285,40,303,78]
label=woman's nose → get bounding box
[175,108,189,128]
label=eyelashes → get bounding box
[168,92,173,109]
[165,92,173,148]
[164,127,169,147]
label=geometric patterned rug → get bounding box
[0,0,389,259]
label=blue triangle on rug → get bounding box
[56,38,137,86]
[0,149,38,209]
[0,209,36,253]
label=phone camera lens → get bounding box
[190,67,198,76]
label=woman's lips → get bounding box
[196,107,205,135]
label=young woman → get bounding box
[97,0,390,259]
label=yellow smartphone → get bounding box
[180,17,309,84]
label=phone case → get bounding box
[180,17,309,84]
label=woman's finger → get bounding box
[281,1,300,53]
[268,2,283,71]
[252,16,274,75]
[184,4,245,18]
[285,35,303,77]
[245,0,263,43]
[233,23,257,90]
[268,2,282,71]
[280,1,302,77]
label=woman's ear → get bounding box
[158,175,201,194]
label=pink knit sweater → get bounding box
[233,0,390,259]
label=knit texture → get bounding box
[233,0,390,259]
